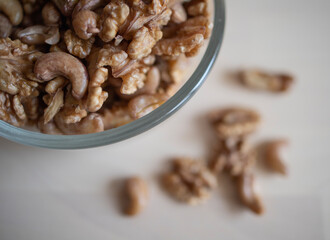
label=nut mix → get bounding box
[0,0,212,134]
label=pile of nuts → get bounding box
[0,0,212,134]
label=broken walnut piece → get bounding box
[99,1,130,43]
[162,157,217,205]
[236,170,264,215]
[64,30,95,59]
[210,138,257,176]
[239,69,294,93]
[208,107,261,139]
[264,139,288,175]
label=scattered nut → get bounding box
[122,177,149,216]
[209,107,261,138]
[239,69,294,93]
[162,157,217,205]
[264,139,288,175]
[237,171,264,215]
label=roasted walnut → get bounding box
[162,157,217,205]
[239,69,294,93]
[237,171,264,215]
[208,107,261,139]
[64,29,95,59]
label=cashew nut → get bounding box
[72,0,106,17]
[54,113,104,135]
[51,0,79,16]
[0,13,12,38]
[264,139,288,175]
[17,25,60,45]
[34,52,88,100]
[72,10,100,40]
[237,171,264,215]
[42,2,61,26]
[123,177,149,216]
[0,0,23,25]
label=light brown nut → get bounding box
[43,89,64,124]
[178,16,213,39]
[128,93,168,119]
[45,77,67,95]
[210,138,257,176]
[100,105,133,130]
[54,113,104,135]
[170,3,187,23]
[121,67,147,95]
[38,118,63,135]
[99,1,130,42]
[186,0,208,17]
[0,14,12,38]
[0,38,39,97]
[122,177,149,216]
[237,171,264,215]
[72,10,100,40]
[142,66,161,94]
[64,30,95,59]
[162,157,217,205]
[127,26,162,60]
[0,0,23,25]
[21,96,39,120]
[264,139,288,175]
[208,107,261,138]
[34,52,88,100]
[42,2,61,26]
[51,0,79,16]
[116,66,160,100]
[21,0,46,15]
[59,89,87,124]
[16,26,60,45]
[0,91,25,127]
[239,69,294,93]
[12,95,26,120]
[153,33,204,57]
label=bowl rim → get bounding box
[0,0,226,149]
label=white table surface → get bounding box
[1,0,330,239]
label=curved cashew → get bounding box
[54,113,104,135]
[123,177,149,216]
[17,25,60,45]
[42,2,61,26]
[0,14,12,38]
[72,10,100,40]
[264,139,288,175]
[34,52,88,99]
[0,0,23,25]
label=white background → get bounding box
[1,0,330,239]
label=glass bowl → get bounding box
[0,0,225,149]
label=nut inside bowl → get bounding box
[0,0,225,149]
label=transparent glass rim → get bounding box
[0,0,225,149]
